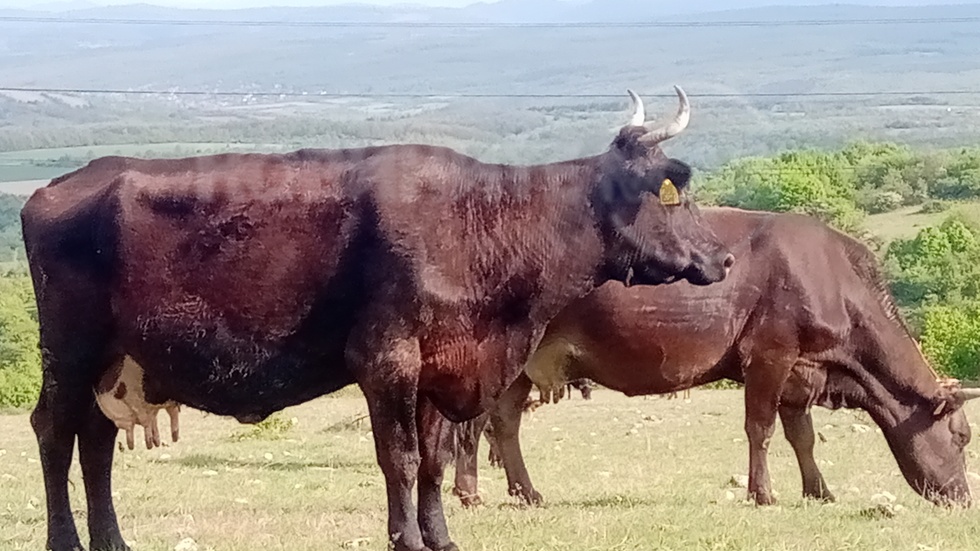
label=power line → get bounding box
[1,15,980,28]
[2,86,978,99]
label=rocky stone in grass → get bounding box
[728,474,749,488]
[174,537,199,551]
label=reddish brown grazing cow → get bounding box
[452,208,980,509]
[21,88,733,551]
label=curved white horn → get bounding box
[954,388,980,402]
[627,89,645,127]
[641,85,691,144]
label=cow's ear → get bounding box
[662,158,692,192]
[933,394,960,418]
[934,379,980,417]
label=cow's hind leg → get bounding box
[484,420,502,468]
[779,406,835,502]
[79,400,129,550]
[33,363,126,551]
[417,396,458,551]
[452,413,489,508]
[30,284,121,550]
[32,377,88,551]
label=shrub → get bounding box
[920,302,980,380]
[0,274,40,409]
[918,199,950,214]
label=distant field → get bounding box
[0,143,293,183]
[2,389,980,551]
[866,202,980,243]
[0,180,47,196]
[0,143,292,163]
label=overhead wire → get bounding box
[2,15,980,28]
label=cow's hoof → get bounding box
[804,489,836,503]
[750,492,777,506]
[452,486,483,508]
[90,538,131,551]
[509,484,543,506]
[47,535,86,551]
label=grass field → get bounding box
[3,389,980,551]
[866,203,980,244]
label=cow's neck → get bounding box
[485,156,612,323]
[826,316,942,429]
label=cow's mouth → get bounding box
[624,265,678,287]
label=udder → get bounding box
[95,356,180,450]
[523,336,583,404]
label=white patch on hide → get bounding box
[95,356,180,450]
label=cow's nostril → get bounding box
[723,253,735,269]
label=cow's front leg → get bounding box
[779,405,835,502]
[490,373,542,505]
[743,359,791,506]
[351,335,429,551]
[417,396,458,551]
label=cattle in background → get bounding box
[522,377,595,413]
[22,87,733,551]
[665,388,690,400]
[452,208,979,509]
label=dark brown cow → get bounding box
[21,88,733,551]
[452,208,980,509]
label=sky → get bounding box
[5,0,494,7]
[5,0,979,9]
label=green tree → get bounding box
[0,274,40,408]
[700,150,863,231]
[885,217,980,307]
[921,302,980,380]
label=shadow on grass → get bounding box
[175,453,376,472]
[495,494,661,510]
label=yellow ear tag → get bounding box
[659,178,681,206]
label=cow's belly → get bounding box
[525,328,736,398]
[113,328,355,424]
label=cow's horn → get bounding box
[627,89,645,127]
[641,85,690,144]
[955,388,980,402]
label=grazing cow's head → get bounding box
[593,87,733,287]
[885,380,979,506]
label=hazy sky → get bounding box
[9,0,498,7]
[8,0,980,9]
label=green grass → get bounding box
[866,202,980,244]
[2,389,980,550]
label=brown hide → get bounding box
[21,90,732,551]
[454,207,973,509]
